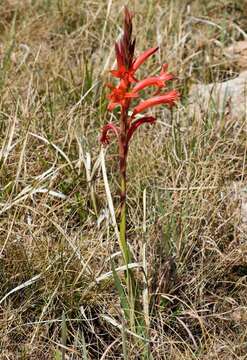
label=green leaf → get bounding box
[111,259,130,320]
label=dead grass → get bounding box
[0,0,247,359]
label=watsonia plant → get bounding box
[100,7,179,332]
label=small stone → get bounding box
[189,71,247,121]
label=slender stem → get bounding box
[118,105,137,331]
[119,105,129,263]
[119,173,129,264]
[120,173,136,332]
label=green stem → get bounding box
[119,171,136,331]
[119,176,129,264]
[118,106,141,333]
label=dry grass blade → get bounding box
[0,269,49,305]
[100,148,120,241]
[101,315,146,341]
[96,262,142,282]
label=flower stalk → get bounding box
[100,7,179,332]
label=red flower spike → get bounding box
[100,123,120,145]
[101,6,180,212]
[126,116,156,143]
[132,90,180,116]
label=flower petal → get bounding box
[132,77,164,93]
[127,116,156,143]
[132,90,180,115]
[100,123,120,145]
[132,65,174,93]
[160,72,174,82]
[124,92,139,98]
[132,46,159,71]
[110,69,121,78]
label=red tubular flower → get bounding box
[132,77,164,93]
[132,90,180,116]
[132,66,174,93]
[126,116,156,143]
[100,123,120,145]
[132,46,159,71]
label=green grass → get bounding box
[0,0,247,358]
